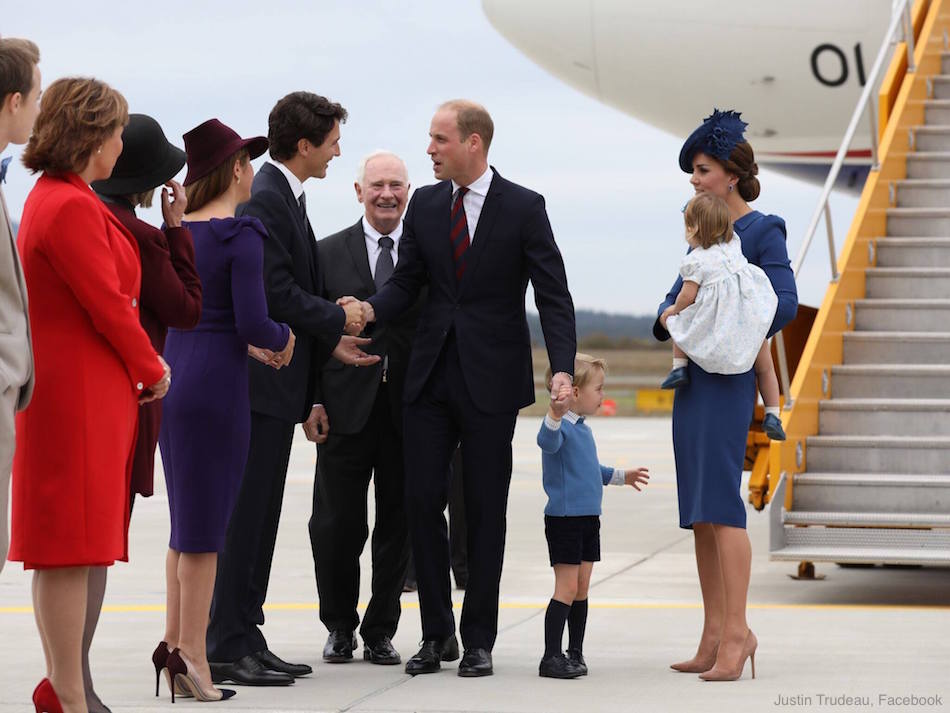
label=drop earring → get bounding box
[728,184,734,192]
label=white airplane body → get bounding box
[483,0,898,189]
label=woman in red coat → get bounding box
[11,78,170,713]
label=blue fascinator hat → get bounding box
[678,109,749,173]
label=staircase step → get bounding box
[806,434,950,473]
[819,398,950,435]
[854,298,950,330]
[831,364,950,398]
[929,75,950,100]
[865,267,950,298]
[894,179,950,207]
[792,472,950,512]
[941,53,950,76]
[842,331,950,363]
[887,207,950,236]
[924,99,950,125]
[912,126,950,151]
[784,510,950,527]
[875,237,950,265]
[770,545,950,567]
[906,152,950,179]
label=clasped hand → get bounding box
[248,329,296,370]
[140,356,172,404]
[336,296,373,335]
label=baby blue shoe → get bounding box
[762,413,786,440]
[661,367,689,390]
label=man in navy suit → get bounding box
[208,92,378,687]
[358,100,576,677]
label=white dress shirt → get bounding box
[451,166,493,244]
[269,159,305,201]
[362,217,402,279]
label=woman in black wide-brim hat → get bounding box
[68,114,202,713]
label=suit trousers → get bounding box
[0,385,18,572]
[310,383,410,644]
[404,335,518,651]
[207,411,295,662]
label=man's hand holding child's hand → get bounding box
[625,467,650,491]
[549,383,572,420]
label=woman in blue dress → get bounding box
[654,110,797,681]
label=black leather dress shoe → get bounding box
[363,636,401,665]
[323,630,357,663]
[566,649,588,676]
[458,648,493,677]
[254,649,313,677]
[405,635,460,675]
[539,653,584,679]
[210,655,295,686]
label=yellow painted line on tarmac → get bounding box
[1,601,947,615]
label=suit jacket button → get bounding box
[441,329,448,337]
[136,382,144,390]
[131,298,137,307]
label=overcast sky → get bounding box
[2,0,858,315]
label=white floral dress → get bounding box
[666,236,778,375]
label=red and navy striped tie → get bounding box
[450,187,470,281]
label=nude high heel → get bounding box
[670,643,719,673]
[167,648,235,703]
[699,630,757,681]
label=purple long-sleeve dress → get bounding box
[159,217,289,553]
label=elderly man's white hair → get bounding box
[356,150,409,185]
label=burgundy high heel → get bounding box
[152,641,170,696]
[32,679,63,713]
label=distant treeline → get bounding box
[527,309,661,349]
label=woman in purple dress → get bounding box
[155,119,295,703]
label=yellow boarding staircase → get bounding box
[765,0,950,569]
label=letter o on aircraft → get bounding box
[811,43,848,87]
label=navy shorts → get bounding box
[544,515,601,566]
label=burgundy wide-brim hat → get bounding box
[182,118,269,186]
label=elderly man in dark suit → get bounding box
[309,150,423,666]
[358,100,576,677]
[208,92,379,687]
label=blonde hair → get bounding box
[684,192,733,249]
[545,352,607,390]
[184,148,248,213]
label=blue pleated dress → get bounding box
[655,210,798,529]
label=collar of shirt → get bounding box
[564,411,581,424]
[451,165,493,198]
[363,216,402,275]
[269,159,305,201]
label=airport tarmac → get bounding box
[1,417,948,713]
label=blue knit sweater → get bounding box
[537,413,624,517]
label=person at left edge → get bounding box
[12,77,169,713]
[91,112,201,713]
[207,92,379,688]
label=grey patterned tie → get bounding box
[374,236,394,289]
[298,192,307,222]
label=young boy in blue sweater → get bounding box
[537,353,649,679]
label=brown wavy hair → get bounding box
[0,38,40,102]
[22,77,128,175]
[720,141,760,202]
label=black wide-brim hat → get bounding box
[182,118,269,187]
[92,113,187,196]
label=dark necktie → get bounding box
[298,192,307,222]
[375,235,394,289]
[450,187,470,281]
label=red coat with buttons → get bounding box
[9,173,164,568]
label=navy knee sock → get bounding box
[567,598,588,654]
[544,599,572,658]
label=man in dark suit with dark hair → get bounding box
[308,150,422,667]
[357,99,576,677]
[208,91,379,687]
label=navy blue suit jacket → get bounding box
[369,168,576,414]
[240,162,344,423]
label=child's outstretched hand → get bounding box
[549,383,572,420]
[625,467,650,491]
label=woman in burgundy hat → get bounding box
[154,118,295,703]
